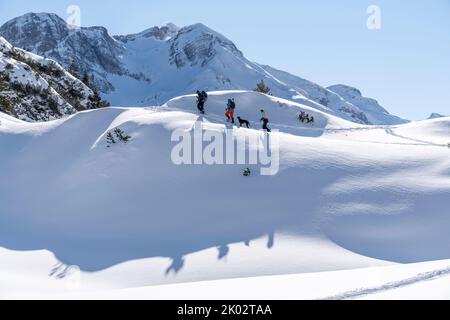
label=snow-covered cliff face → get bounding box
[327,84,408,125]
[0,12,408,125]
[114,23,180,43]
[0,13,125,92]
[169,23,244,68]
[0,37,98,122]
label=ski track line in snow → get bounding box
[321,266,450,300]
[385,128,447,147]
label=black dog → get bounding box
[237,117,250,128]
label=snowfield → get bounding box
[0,91,449,299]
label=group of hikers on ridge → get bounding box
[196,91,271,132]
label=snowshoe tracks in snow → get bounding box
[321,265,450,300]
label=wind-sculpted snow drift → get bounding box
[0,91,449,297]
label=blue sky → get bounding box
[0,0,449,120]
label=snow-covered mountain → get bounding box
[0,12,126,93]
[0,12,407,125]
[428,113,446,120]
[0,91,449,298]
[0,37,105,121]
[327,84,408,125]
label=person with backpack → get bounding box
[225,98,236,124]
[201,90,208,102]
[260,109,271,132]
[196,90,207,114]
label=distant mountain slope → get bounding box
[0,36,105,121]
[327,84,408,125]
[0,12,408,125]
[428,113,446,120]
[0,12,126,92]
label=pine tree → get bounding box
[89,91,102,107]
[0,95,13,114]
[81,71,91,88]
[106,131,116,146]
[47,96,60,115]
[89,74,99,91]
[68,60,80,79]
[88,79,110,109]
[0,72,8,91]
[254,80,271,94]
[5,63,14,71]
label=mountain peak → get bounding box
[178,22,226,39]
[0,12,69,53]
[165,22,180,32]
[428,113,446,119]
[114,23,180,43]
[169,22,243,68]
[4,12,67,28]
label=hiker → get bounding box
[308,115,315,124]
[201,90,208,102]
[226,98,236,124]
[260,109,271,132]
[196,90,207,114]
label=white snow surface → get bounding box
[0,91,449,299]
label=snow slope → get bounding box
[2,247,450,300]
[327,84,408,125]
[0,12,407,125]
[0,91,448,299]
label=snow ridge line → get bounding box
[321,266,450,300]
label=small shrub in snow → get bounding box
[106,131,116,147]
[106,128,132,147]
[299,111,315,125]
[5,63,14,71]
[254,80,271,94]
[0,95,13,114]
[114,128,132,143]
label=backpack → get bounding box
[202,91,208,101]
